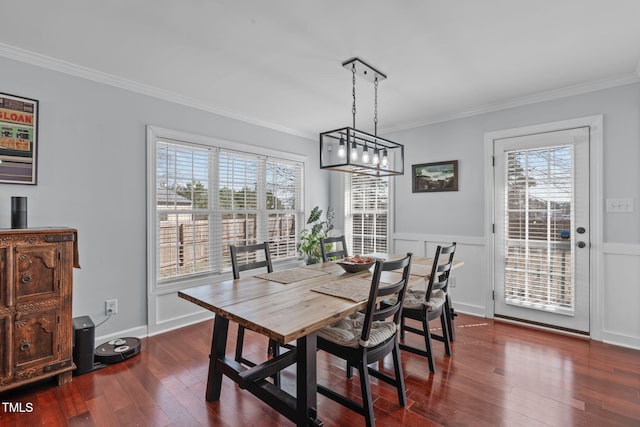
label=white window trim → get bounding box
[146,125,308,297]
[344,173,394,254]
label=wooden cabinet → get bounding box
[0,228,79,392]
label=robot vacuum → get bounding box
[95,337,142,364]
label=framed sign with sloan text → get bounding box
[0,92,39,185]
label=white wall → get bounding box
[383,83,640,349]
[0,56,327,340]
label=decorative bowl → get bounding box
[336,256,377,273]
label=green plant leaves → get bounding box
[297,205,335,264]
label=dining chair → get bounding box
[320,235,349,261]
[229,243,280,373]
[390,243,456,373]
[316,253,413,427]
[443,242,458,342]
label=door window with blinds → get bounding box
[153,137,303,284]
[346,174,389,254]
[504,145,574,313]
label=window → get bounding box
[149,128,304,286]
[345,174,389,254]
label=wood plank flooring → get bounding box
[1,314,639,426]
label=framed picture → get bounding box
[0,92,39,184]
[412,160,458,192]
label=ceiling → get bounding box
[1,1,639,139]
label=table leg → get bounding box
[296,332,322,426]
[206,314,229,402]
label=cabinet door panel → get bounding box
[15,244,58,300]
[0,248,6,306]
[14,308,58,368]
[0,314,10,384]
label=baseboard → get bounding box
[147,310,214,338]
[451,302,486,317]
[95,325,149,346]
[601,331,640,351]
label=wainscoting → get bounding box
[601,243,640,349]
[133,237,640,352]
[393,233,640,351]
[393,232,487,317]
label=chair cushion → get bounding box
[317,312,397,348]
[386,289,447,311]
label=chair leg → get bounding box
[346,361,353,379]
[358,358,375,427]
[439,313,451,356]
[400,315,406,340]
[445,296,456,341]
[423,317,435,373]
[392,340,407,407]
[235,326,246,363]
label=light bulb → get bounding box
[362,144,370,163]
[372,148,380,165]
[350,140,358,161]
[381,148,389,167]
[337,137,346,158]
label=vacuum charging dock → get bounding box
[73,316,141,375]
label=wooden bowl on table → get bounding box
[336,255,377,273]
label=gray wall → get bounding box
[0,56,327,337]
[377,83,640,348]
[387,83,640,243]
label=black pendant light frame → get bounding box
[319,58,404,177]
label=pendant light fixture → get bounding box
[320,58,404,177]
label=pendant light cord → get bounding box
[374,76,378,136]
[352,63,357,129]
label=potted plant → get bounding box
[297,206,334,264]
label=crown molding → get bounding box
[381,71,640,134]
[2,43,638,139]
[0,43,316,141]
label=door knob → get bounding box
[577,241,586,248]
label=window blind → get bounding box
[347,174,389,255]
[504,145,574,312]
[155,139,303,284]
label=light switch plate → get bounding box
[606,198,634,213]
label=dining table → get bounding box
[178,253,464,426]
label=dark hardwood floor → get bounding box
[1,314,639,426]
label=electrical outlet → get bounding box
[449,277,456,288]
[105,299,118,315]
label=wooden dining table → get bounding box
[178,253,463,426]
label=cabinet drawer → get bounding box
[14,244,59,300]
[14,307,59,369]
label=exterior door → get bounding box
[494,127,590,333]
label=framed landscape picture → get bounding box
[412,160,458,193]
[0,92,39,184]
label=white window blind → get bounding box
[504,145,574,312]
[156,142,212,280]
[266,159,302,260]
[346,174,389,254]
[154,139,303,284]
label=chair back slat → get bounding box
[425,243,456,301]
[230,242,273,279]
[360,253,413,344]
[320,235,349,261]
